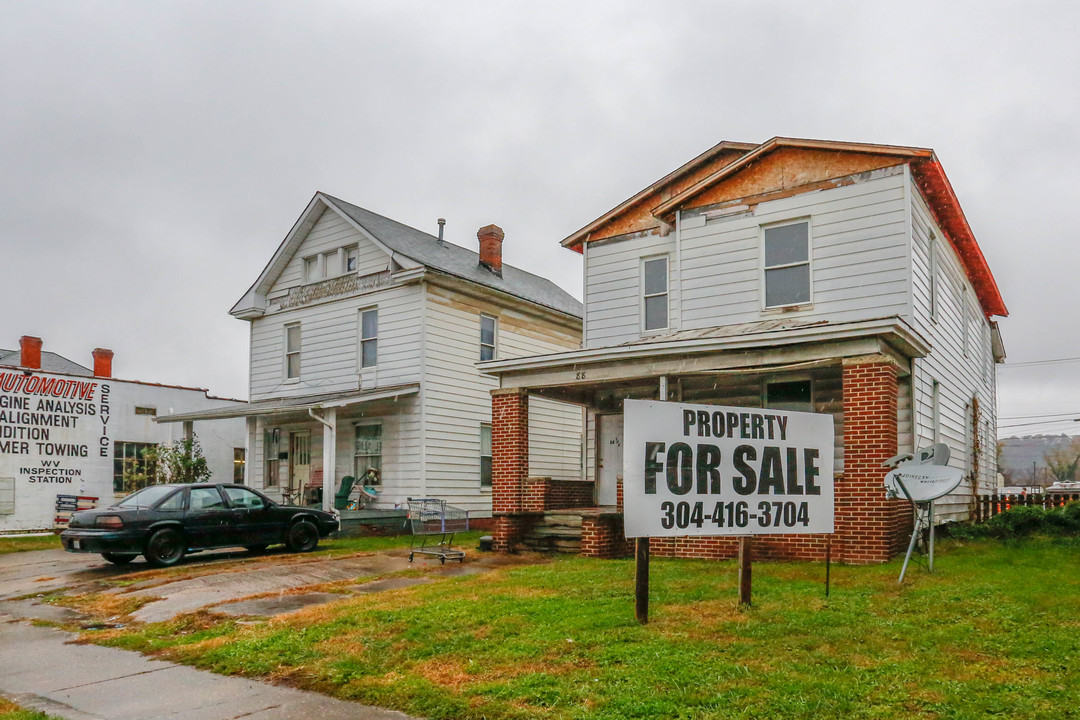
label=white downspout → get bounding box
[309,407,337,512]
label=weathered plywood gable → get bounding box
[583,147,749,243]
[686,148,908,212]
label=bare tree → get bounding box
[1044,436,1080,484]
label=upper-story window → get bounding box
[360,308,378,368]
[304,246,358,283]
[480,314,497,361]
[763,221,811,309]
[641,256,668,332]
[285,324,301,379]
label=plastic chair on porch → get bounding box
[334,476,356,511]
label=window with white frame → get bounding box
[360,308,378,368]
[480,423,492,488]
[303,255,322,283]
[765,379,813,413]
[344,246,358,273]
[264,429,281,487]
[763,221,811,308]
[480,314,497,361]
[641,256,668,331]
[285,324,301,379]
[354,423,382,485]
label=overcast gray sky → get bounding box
[2,1,1077,436]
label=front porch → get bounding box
[484,317,928,564]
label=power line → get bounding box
[997,418,1080,429]
[999,411,1080,420]
[1000,356,1080,369]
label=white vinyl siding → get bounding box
[583,168,911,347]
[679,168,911,332]
[585,234,677,348]
[250,285,421,400]
[423,285,582,514]
[910,178,998,522]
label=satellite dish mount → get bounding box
[883,444,963,583]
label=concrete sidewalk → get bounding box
[0,619,418,720]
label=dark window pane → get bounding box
[764,223,809,267]
[361,309,378,339]
[480,344,494,362]
[643,258,667,295]
[361,338,377,367]
[644,294,668,330]
[480,316,495,345]
[766,380,813,412]
[480,457,492,487]
[765,265,810,307]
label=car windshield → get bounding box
[115,485,179,508]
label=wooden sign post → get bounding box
[635,537,649,623]
[738,536,752,606]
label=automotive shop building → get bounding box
[0,336,246,533]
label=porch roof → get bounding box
[155,383,420,423]
[480,316,928,400]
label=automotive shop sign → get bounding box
[622,400,835,538]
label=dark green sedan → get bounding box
[60,483,339,567]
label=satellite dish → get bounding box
[885,464,965,502]
[916,443,951,467]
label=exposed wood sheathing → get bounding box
[562,142,755,251]
[681,148,906,212]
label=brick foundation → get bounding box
[492,513,541,552]
[581,510,633,559]
[524,477,593,512]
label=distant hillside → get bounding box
[998,434,1075,485]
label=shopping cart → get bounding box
[405,497,469,563]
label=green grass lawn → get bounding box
[83,538,1080,719]
[0,534,60,555]
[0,697,61,720]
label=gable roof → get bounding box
[565,136,1007,319]
[0,349,93,376]
[232,193,581,321]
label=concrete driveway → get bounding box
[0,545,539,719]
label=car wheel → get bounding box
[285,520,319,553]
[101,553,136,565]
[145,528,186,568]
[245,544,269,554]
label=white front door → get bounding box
[289,432,311,495]
[597,413,623,507]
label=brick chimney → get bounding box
[19,336,42,370]
[477,224,504,277]
[92,348,114,378]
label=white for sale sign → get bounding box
[623,400,835,538]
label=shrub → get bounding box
[946,500,1080,539]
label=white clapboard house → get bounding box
[160,193,582,518]
[481,138,1007,563]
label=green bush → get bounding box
[947,500,1080,539]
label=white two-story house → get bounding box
[161,192,583,519]
[482,137,1008,563]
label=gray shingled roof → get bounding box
[322,194,582,319]
[0,349,93,376]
